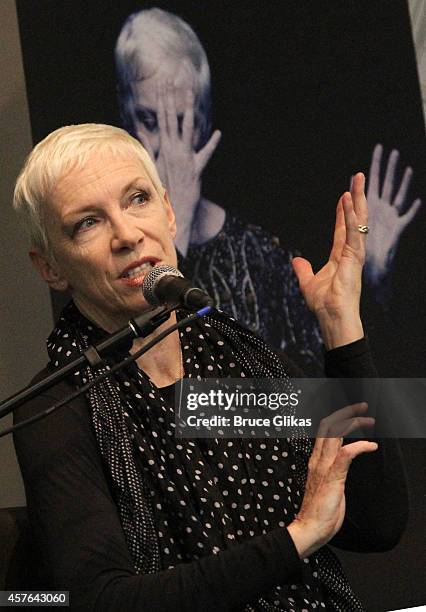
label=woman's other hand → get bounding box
[292,173,367,349]
[287,403,377,558]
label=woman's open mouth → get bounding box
[119,261,156,286]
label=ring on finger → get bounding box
[357,224,369,234]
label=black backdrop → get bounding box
[16,1,426,609]
[16,0,426,376]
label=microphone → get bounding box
[142,265,214,310]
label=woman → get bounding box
[13,124,407,611]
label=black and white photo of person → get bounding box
[115,8,326,372]
[115,7,422,352]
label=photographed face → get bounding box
[35,151,177,331]
[127,64,201,157]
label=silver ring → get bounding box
[357,225,369,234]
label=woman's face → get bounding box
[34,151,177,331]
[127,64,201,157]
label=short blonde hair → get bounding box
[13,123,164,256]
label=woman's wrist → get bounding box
[318,313,364,351]
[287,519,319,559]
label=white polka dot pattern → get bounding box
[46,302,364,611]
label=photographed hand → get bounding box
[364,143,422,288]
[144,81,221,256]
[292,173,367,349]
[288,403,377,558]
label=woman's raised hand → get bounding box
[144,81,221,257]
[292,173,368,349]
[287,403,377,559]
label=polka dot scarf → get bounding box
[47,301,364,611]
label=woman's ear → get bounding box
[29,248,69,292]
[163,190,177,238]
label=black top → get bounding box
[13,339,408,611]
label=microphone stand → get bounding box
[0,305,213,438]
[0,305,173,420]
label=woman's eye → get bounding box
[143,119,158,133]
[74,217,97,234]
[131,191,149,206]
[135,111,158,133]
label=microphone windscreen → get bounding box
[142,265,183,306]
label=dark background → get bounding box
[16,1,426,609]
[16,0,426,376]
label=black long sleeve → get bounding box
[324,338,409,552]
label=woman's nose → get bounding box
[110,216,144,252]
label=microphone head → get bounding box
[142,264,184,306]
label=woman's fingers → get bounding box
[382,149,399,201]
[328,416,375,438]
[291,257,314,293]
[317,402,369,437]
[342,191,366,258]
[196,129,222,172]
[368,143,382,197]
[316,416,375,443]
[330,173,367,264]
[309,438,378,499]
[310,403,370,461]
[156,82,169,144]
[309,436,343,477]
[181,90,195,148]
[350,172,368,222]
[402,198,423,225]
[164,81,179,137]
[327,440,378,483]
[329,198,346,262]
[394,165,413,213]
